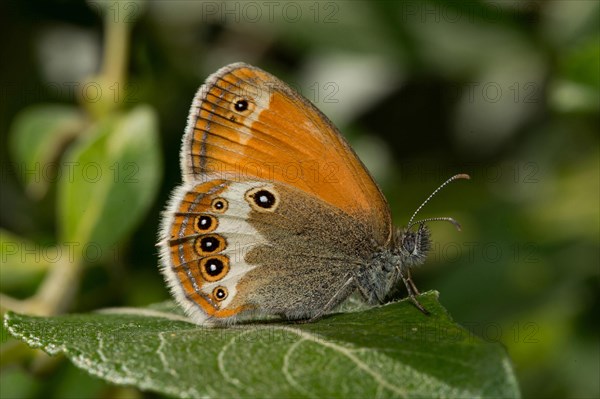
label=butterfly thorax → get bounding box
[356,224,431,305]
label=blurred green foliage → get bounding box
[0,0,598,398]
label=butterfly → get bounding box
[158,62,469,325]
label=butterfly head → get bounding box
[393,224,431,267]
[392,173,470,269]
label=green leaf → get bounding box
[57,105,162,256]
[9,105,86,199]
[560,35,600,90]
[3,292,520,398]
[0,229,49,292]
[550,34,600,114]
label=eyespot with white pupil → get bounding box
[194,214,217,233]
[245,187,279,212]
[211,198,228,213]
[199,255,229,282]
[194,234,226,256]
[213,286,228,301]
[234,99,249,112]
[201,236,219,252]
[256,190,275,208]
[206,258,222,275]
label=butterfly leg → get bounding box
[299,276,356,323]
[399,268,430,315]
[406,268,421,295]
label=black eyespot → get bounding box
[253,190,276,209]
[234,99,248,112]
[214,287,228,301]
[204,258,224,277]
[199,255,229,282]
[211,198,228,213]
[196,215,213,231]
[200,236,220,253]
[245,187,279,212]
[194,234,226,257]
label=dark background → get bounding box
[1,1,598,398]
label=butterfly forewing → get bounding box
[182,63,392,244]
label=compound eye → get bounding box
[403,234,416,253]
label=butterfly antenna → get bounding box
[407,173,470,230]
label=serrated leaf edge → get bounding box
[94,307,193,323]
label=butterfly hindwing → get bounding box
[159,177,377,324]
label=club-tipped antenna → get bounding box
[407,173,470,230]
